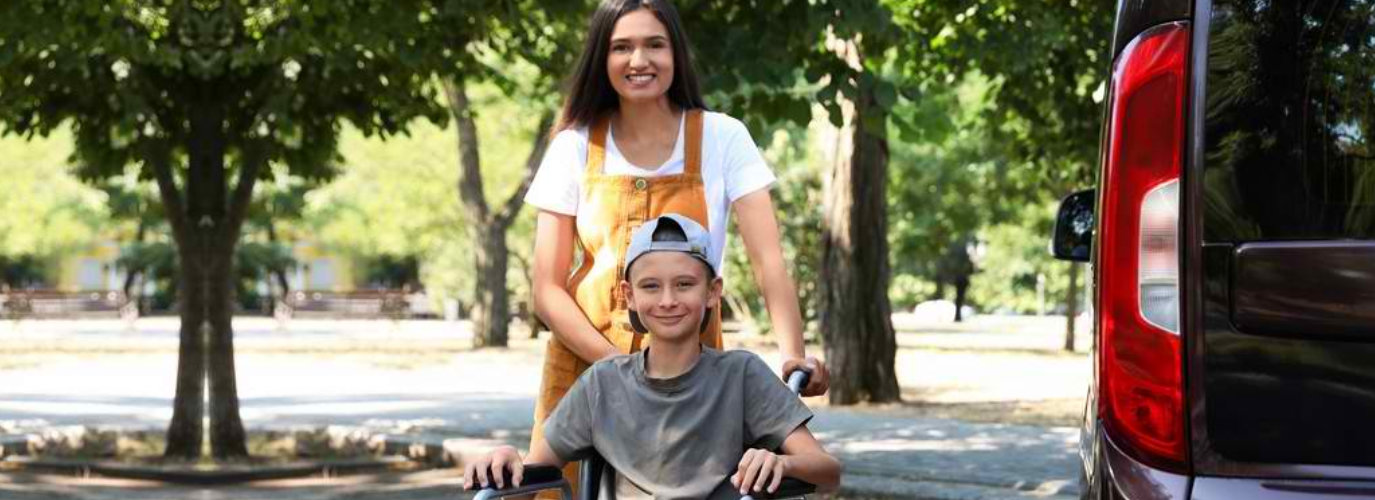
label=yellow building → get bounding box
[54,240,124,292]
[52,239,358,293]
[287,240,358,292]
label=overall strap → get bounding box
[684,109,704,177]
[585,117,610,178]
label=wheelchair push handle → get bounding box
[472,464,571,500]
[785,368,811,395]
[742,477,816,500]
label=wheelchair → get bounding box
[473,370,817,500]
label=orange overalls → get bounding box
[532,109,723,495]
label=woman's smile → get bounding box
[626,73,657,85]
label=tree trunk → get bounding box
[122,219,147,302]
[206,240,247,457]
[819,69,901,405]
[1064,262,1080,352]
[163,242,206,459]
[472,224,510,348]
[509,251,543,339]
[265,218,291,297]
[442,78,553,349]
[156,82,257,458]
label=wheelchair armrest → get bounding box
[741,477,817,500]
[472,463,571,500]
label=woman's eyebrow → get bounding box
[610,34,670,44]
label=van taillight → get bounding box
[1098,21,1189,471]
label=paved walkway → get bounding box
[0,317,1085,499]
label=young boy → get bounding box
[464,214,841,498]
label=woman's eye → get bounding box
[611,44,630,53]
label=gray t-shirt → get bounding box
[543,347,813,500]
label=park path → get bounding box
[0,316,1087,499]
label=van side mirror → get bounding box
[1051,189,1095,262]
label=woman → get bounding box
[523,0,830,490]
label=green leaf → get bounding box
[875,80,898,109]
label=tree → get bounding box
[676,0,905,404]
[886,0,1115,348]
[434,0,584,347]
[306,121,466,304]
[442,80,553,348]
[804,4,905,405]
[0,1,481,458]
[0,128,108,288]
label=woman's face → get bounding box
[606,8,675,105]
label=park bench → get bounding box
[0,290,136,320]
[278,290,410,319]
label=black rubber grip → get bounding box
[750,477,817,499]
[490,463,564,489]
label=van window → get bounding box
[1204,0,1375,242]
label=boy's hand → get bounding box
[782,356,829,397]
[463,445,524,490]
[731,448,790,495]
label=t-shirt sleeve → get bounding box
[719,116,777,203]
[541,367,597,463]
[523,130,586,215]
[742,354,813,451]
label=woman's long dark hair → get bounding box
[553,0,707,134]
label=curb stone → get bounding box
[5,455,410,485]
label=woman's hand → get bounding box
[783,356,830,397]
[731,448,791,495]
[463,445,524,490]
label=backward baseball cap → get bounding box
[623,214,718,334]
[623,214,717,278]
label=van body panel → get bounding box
[1232,242,1375,341]
[1200,244,1375,468]
[1103,430,1192,500]
[1194,477,1375,500]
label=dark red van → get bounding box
[1053,1,1375,498]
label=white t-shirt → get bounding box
[523,111,776,272]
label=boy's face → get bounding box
[622,251,721,342]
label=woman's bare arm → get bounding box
[532,210,620,363]
[733,190,830,396]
